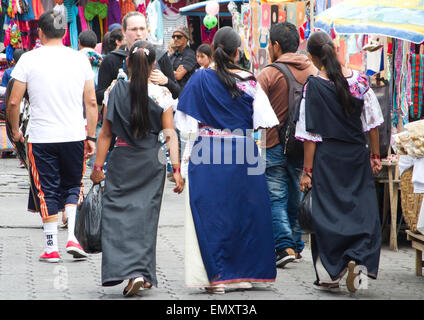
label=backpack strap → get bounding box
[265,62,298,128]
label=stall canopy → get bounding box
[179,0,249,17]
[315,0,424,44]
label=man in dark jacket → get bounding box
[169,26,197,89]
[95,11,180,106]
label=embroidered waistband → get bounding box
[116,137,131,147]
[198,125,245,137]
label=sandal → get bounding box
[123,277,145,297]
[346,261,358,293]
[205,284,225,294]
[313,280,340,292]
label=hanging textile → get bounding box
[107,0,121,27]
[119,0,135,20]
[162,12,187,52]
[392,39,412,127]
[162,0,185,15]
[410,53,424,121]
[41,0,55,11]
[84,1,107,21]
[146,0,164,46]
[4,22,21,62]
[70,5,79,49]
[200,24,216,45]
[78,5,88,31]
[32,0,43,19]
[4,0,35,21]
[17,20,30,49]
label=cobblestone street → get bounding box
[1,158,423,301]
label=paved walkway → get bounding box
[0,158,423,300]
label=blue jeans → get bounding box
[263,144,305,254]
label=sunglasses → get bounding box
[172,34,184,40]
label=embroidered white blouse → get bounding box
[295,70,384,142]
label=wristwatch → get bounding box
[86,136,96,142]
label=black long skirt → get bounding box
[101,145,166,287]
[311,138,381,280]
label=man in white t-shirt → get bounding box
[7,9,98,263]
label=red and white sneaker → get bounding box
[39,251,61,263]
[66,241,88,259]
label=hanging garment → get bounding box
[84,1,107,21]
[78,5,88,31]
[119,0,135,20]
[107,0,121,27]
[200,24,216,45]
[162,13,187,52]
[261,3,270,28]
[146,0,164,46]
[278,3,285,22]
[285,2,296,26]
[32,0,43,19]
[410,54,424,121]
[41,0,54,11]
[366,48,383,76]
[296,1,305,28]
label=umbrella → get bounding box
[315,0,424,44]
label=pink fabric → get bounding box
[62,28,71,46]
[95,43,102,54]
[201,25,217,44]
[79,6,88,31]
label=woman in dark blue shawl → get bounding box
[295,31,383,293]
[175,27,279,293]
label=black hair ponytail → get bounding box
[213,27,255,98]
[307,31,356,116]
[127,41,156,139]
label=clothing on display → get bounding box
[162,12,187,52]
[147,0,164,46]
[411,53,424,121]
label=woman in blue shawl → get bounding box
[175,27,279,293]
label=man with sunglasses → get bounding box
[169,26,197,89]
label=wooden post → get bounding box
[416,249,423,277]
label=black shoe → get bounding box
[276,248,295,267]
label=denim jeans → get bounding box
[263,144,305,253]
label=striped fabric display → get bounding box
[411,53,424,121]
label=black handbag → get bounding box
[298,185,314,234]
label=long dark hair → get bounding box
[127,40,156,139]
[307,31,355,116]
[212,27,255,98]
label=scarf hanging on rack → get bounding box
[411,53,424,121]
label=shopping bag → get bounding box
[75,184,103,253]
[298,187,314,234]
